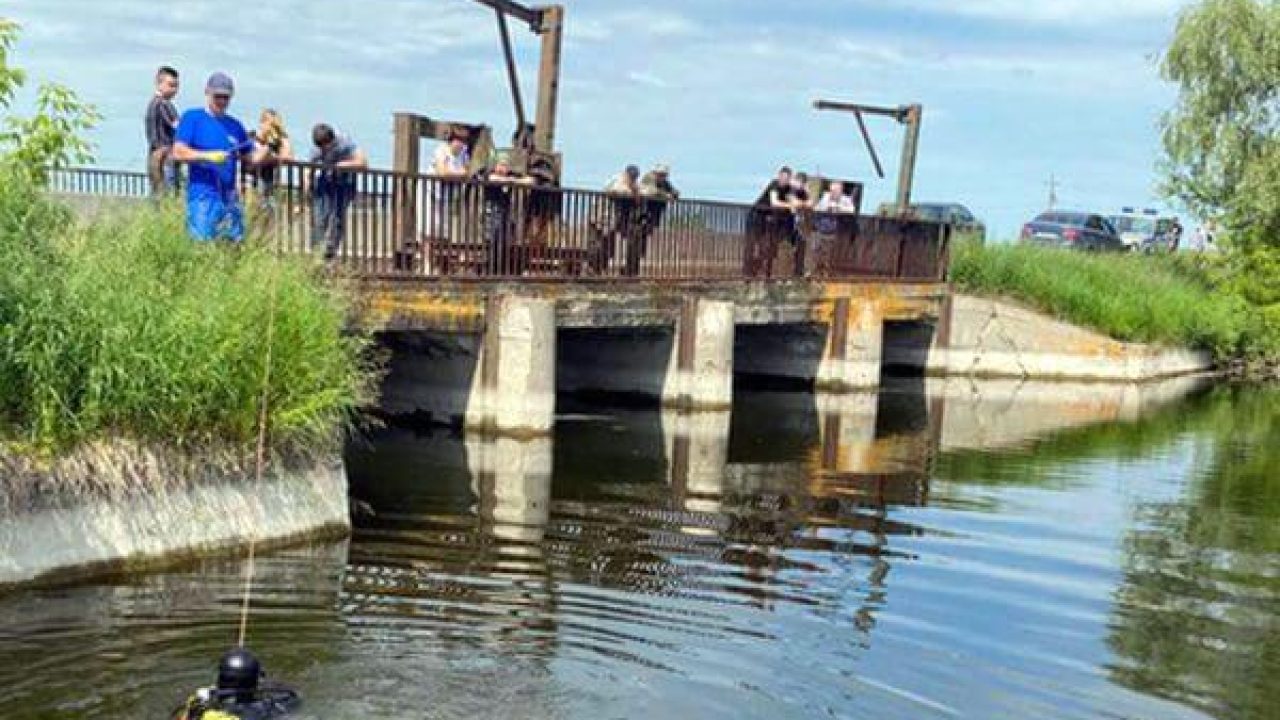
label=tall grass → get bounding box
[949,240,1257,359]
[0,166,378,455]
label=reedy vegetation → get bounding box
[0,19,375,457]
[949,240,1275,361]
[0,169,377,455]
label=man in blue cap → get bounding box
[172,72,264,242]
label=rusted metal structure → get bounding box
[814,100,923,216]
[392,1,564,181]
[471,0,564,158]
[388,1,567,267]
[49,164,952,284]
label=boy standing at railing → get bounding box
[144,66,180,196]
[309,123,368,262]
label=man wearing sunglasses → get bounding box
[172,72,265,242]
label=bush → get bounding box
[949,240,1273,361]
[0,167,377,454]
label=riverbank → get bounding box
[0,168,377,587]
[949,240,1279,370]
[0,441,349,588]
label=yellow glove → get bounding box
[204,150,228,164]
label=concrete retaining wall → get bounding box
[0,459,350,588]
[886,294,1215,381]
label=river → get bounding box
[0,379,1276,719]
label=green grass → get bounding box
[0,166,378,455]
[950,240,1260,360]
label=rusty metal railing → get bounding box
[49,164,951,283]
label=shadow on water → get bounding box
[0,378,1277,719]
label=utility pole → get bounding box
[1047,174,1059,209]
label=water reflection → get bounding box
[0,543,349,720]
[0,377,1274,719]
[1108,386,1280,720]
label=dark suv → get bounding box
[877,202,986,240]
[1020,211,1124,251]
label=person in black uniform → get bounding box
[747,166,796,277]
[171,648,301,720]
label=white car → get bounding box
[1109,210,1160,251]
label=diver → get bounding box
[171,648,301,720]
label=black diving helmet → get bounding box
[217,648,263,698]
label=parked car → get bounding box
[876,202,987,241]
[1020,210,1125,251]
[1109,208,1161,251]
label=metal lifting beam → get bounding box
[467,0,563,154]
[815,99,923,215]
[470,0,542,31]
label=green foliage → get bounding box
[0,19,100,180]
[1160,0,1280,344]
[0,19,26,108]
[0,167,377,454]
[949,240,1269,360]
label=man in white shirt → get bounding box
[432,127,471,177]
[430,127,471,240]
[815,181,857,213]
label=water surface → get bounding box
[0,380,1276,719]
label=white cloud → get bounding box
[2,0,1180,236]
[627,71,670,89]
[896,0,1186,24]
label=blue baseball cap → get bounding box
[206,72,235,96]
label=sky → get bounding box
[1,0,1193,237]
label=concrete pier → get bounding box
[816,298,886,392]
[664,299,735,410]
[465,296,557,436]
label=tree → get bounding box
[1161,0,1280,359]
[0,19,100,182]
[1160,0,1279,250]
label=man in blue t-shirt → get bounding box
[172,72,265,241]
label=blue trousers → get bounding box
[311,180,354,260]
[187,191,244,242]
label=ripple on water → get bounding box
[1,387,1277,719]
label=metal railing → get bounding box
[48,164,951,283]
[49,166,151,198]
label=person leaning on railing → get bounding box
[812,180,857,277]
[788,172,815,277]
[307,123,368,263]
[431,127,472,241]
[475,152,535,276]
[748,166,797,278]
[597,164,641,274]
[630,164,679,277]
[250,109,293,206]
